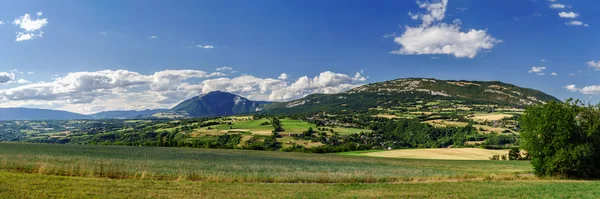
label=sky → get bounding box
[0,0,599,114]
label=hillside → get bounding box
[262,78,560,114]
[0,108,90,121]
[171,91,271,117]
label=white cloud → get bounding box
[13,13,48,31]
[216,66,233,72]
[200,71,366,102]
[456,7,468,11]
[149,36,157,39]
[566,21,589,27]
[37,12,43,16]
[278,73,288,80]
[587,60,600,70]
[99,32,107,35]
[565,85,578,92]
[540,59,546,62]
[16,32,44,42]
[565,85,600,95]
[16,79,30,84]
[551,72,558,76]
[529,66,546,75]
[392,0,500,59]
[550,4,565,9]
[0,21,4,25]
[27,72,35,75]
[13,13,48,42]
[0,69,366,114]
[558,12,578,18]
[196,45,215,49]
[0,72,15,84]
[581,86,600,95]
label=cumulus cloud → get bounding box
[587,60,600,70]
[0,69,366,114]
[551,72,558,76]
[565,85,600,95]
[529,66,546,75]
[12,13,48,42]
[278,73,288,80]
[0,72,15,84]
[550,4,565,9]
[149,36,157,39]
[565,85,578,92]
[566,21,589,27]
[0,21,4,25]
[558,12,579,18]
[392,0,500,58]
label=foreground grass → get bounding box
[1,171,599,198]
[0,143,532,183]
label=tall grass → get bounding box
[0,143,533,183]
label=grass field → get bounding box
[2,143,599,198]
[352,148,509,160]
[0,143,531,183]
[2,171,600,198]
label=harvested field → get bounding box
[359,148,509,160]
[374,114,399,119]
[469,114,513,121]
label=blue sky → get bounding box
[0,0,598,113]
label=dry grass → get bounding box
[360,148,509,160]
[469,114,513,121]
[374,114,399,119]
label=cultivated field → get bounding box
[348,148,509,160]
[2,143,599,198]
[469,113,514,122]
[2,172,600,198]
[0,143,530,182]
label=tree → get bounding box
[272,117,284,132]
[520,100,600,178]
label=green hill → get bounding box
[262,78,560,114]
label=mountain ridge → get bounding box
[261,78,560,114]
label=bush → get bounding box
[520,100,600,178]
[508,147,520,160]
[489,155,500,160]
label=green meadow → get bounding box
[1,143,598,198]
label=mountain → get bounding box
[171,91,271,117]
[0,108,90,121]
[262,78,560,114]
[90,109,169,119]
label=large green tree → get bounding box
[520,100,600,178]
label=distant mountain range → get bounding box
[89,109,169,119]
[0,78,561,121]
[0,108,90,121]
